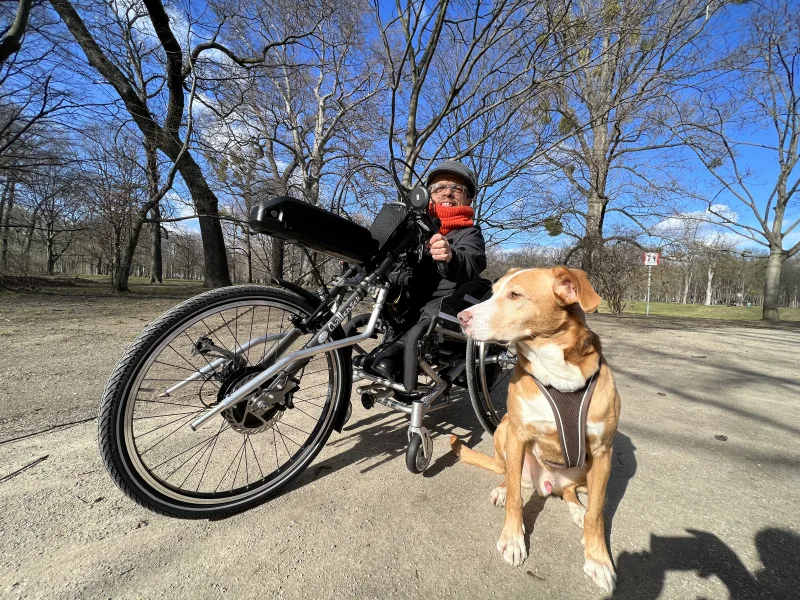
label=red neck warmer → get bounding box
[428,203,475,235]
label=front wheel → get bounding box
[466,341,517,435]
[406,433,432,473]
[98,285,350,519]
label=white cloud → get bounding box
[653,204,744,247]
[654,203,738,236]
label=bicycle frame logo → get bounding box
[317,294,360,343]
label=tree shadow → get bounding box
[613,527,800,599]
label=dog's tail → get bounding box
[449,435,505,475]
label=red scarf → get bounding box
[428,203,475,235]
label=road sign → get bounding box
[643,252,660,316]
[643,252,660,266]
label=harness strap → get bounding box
[531,366,600,470]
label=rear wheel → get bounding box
[466,341,517,435]
[98,285,349,519]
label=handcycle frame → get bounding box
[175,223,465,471]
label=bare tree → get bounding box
[47,0,319,287]
[591,236,643,313]
[199,0,383,278]
[0,0,33,64]
[671,0,800,321]
[374,0,562,189]
[547,0,721,273]
[24,163,84,275]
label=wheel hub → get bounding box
[217,367,292,434]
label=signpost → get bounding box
[643,252,660,316]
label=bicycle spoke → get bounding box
[124,295,338,504]
[196,420,226,492]
[247,435,264,480]
[246,307,256,364]
[134,410,204,421]
[159,431,221,481]
[293,398,325,409]
[277,420,312,437]
[139,412,201,455]
[230,438,247,492]
[275,423,304,447]
[289,404,320,421]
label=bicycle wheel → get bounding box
[98,285,349,519]
[465,341,517,435]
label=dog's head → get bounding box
[457,267,602,343]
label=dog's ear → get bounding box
[552,267,602,313]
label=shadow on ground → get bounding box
[287,389,489,493]
[614,527,800,599]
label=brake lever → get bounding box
[415,214,447,275]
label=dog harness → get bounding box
[531,367,600,470]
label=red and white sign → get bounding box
[643,252,660,266]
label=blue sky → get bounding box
[48,0,797,258]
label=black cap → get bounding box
[426,160,477,198]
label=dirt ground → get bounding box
[1,288,799,599]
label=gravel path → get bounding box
[1,291,798,599]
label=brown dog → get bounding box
[453,267,620,593]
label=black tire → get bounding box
[466,341,516,435]
[98,285,350,519]
[405,433,430,473]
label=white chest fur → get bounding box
[518,392,557,428]
[517,341,586,392]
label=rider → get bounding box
[361,160,488,386]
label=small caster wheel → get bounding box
[406,432,433,473]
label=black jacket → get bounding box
[384,224,487,331]
[396,225,486,301]
[432,225,488,296]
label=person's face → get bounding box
[429,174,472,207]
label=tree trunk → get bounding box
[682,269,692,304]
[174,153,231,288]
[46,236,55,276]
[0,178,8,226]
[47,0,230,288]
[145,141,163,284]
[112,227,122,282]
[113,217,147,292]
[580,193,606,275]
[149,208,163,283]
[704,264,714,306]
[0,179,14,271]
[762,247,786,322]
[271,238,284,280]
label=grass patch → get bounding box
[1,274,208,299]
[600,300,800,322]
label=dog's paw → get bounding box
[568,502,586,528]
[583,559,616,593]
[497,532,527,567]
[490,486,507,506]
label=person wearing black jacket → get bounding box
[360,160,488,384]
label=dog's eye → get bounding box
[507,291,522,299]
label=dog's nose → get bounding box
[457,310,472,327]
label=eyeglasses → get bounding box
[429,182,468,196]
